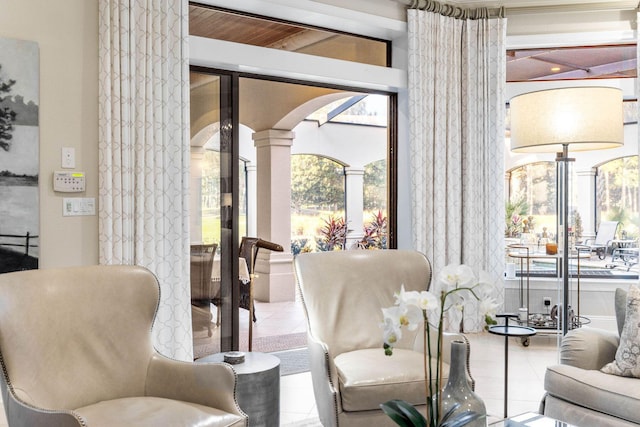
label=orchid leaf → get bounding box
[439,403,461,423]
[380,399,427,427]
[439,410,484,427]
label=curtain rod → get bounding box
[398,0,637,17]
[405,0,505,19]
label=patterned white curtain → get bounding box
[408,4,506,331]
[98,0,192,360]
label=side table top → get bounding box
[490,411,575,426]
[488,325,537,337]
[196,351,280,374]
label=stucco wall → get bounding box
[0,0,99,267]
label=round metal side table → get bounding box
[197,351,280,427]
[488,314,536,419]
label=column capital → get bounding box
[190,146,206,159]
[252,129,295,147]
[344,166,365,176]
[576,169,597,177]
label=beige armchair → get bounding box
[0,265,247,427]
[294,250,471,427]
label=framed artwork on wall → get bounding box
[0,37,39,273]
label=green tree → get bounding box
[291,154,344,212]
[364,159,387,211]
[0,65,17,151]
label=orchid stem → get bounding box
[425,310,435,426]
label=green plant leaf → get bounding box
[439,403,462,424]
[380,399,427,427]
[439,411,484,427]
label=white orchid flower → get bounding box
[395,284,439,312]
[382,303,422,332]
[442,289,464,312]
[436,264,476,292]
[479,296,499,319]
[380,315,402,346]
[474,271,497,297]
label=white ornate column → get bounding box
[190,147,205,244]
[252,129,295,302]
[505,171,511,201]
[344,166,365,249]
[576,169,597,241]
[246,163,257,237]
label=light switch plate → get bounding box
[62,147,75,169]
[63,197,96,216]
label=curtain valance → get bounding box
[408,0,505,19]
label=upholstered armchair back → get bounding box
[0,265,159,411]
[294,250,432,359]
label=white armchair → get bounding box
[0,265,247,427]
[294,250,472,427]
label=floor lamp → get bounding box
[509,87,624,335]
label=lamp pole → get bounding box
[556,145,574,335]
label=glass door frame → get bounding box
[191,67,398,352]
[191,66,241,352]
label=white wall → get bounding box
[0,0,99,268]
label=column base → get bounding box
[253,252,296,302]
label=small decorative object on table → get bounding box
[380,264,498,427]
[545,243,557,255]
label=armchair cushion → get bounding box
[560,327,619,370]
[334,348,450,411]
[76,397,242,427]
[545,364,640,425]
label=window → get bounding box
[597,156,639,239]
[291,154,346,253]
[507,162,557,238]
[189,3,390,67]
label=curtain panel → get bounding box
[98,0,192,360]
[408,4,506,331]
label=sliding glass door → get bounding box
[189,69,240,354]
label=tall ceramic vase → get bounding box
[438,340,486,426]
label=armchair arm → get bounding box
[560,327,619,370]
[307,332,340,427]
[1,375,84,427]
[145,353,246,419]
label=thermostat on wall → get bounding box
[53,171,86,193]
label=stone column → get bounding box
[344,166,365,249]
[251,129,295,302]
[505,171,512,201]
[246,163,257,237]
[576,169,597,241]
[190,147,205,244]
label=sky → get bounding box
[0,36,39,175]
[0,37,39,105]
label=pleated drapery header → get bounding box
[408,0,505,19]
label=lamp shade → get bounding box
[510,87,624,153]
